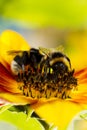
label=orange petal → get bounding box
[0,62,21,93]
[74,67,87,84]
[72,68,87,103]
[0,30,30,64]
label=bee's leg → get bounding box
[18,64,26,81]
[16,69,23,82]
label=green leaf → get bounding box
[0,104,13,114]
[0,110,45,130]
[8,105,29,114]
[6,105,58,130]
[8,105,34,118]
[48,124,58,130]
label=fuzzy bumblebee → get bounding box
[8,47,77,99]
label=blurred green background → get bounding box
[0,0,87,28]
[0,0,87,130]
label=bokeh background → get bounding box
[0,0,87,130]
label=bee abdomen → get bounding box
[11,60,22,75]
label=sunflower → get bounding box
[0,30,87,130]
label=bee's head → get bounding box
[49,52,71,74]
[40,51,72,75]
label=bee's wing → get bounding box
[39,45,64,55]
[55,45,64,53]
[39,47,52,56]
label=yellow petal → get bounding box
[0,30,30,64]
[0,93,38,105]
[32,100,87,130]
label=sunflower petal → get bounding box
[70,84,87,104]
[0,30,30,64]
[0,93,38,105]
[32,99,87,130]
[0,62,21,93]
[72,68,87,104]
[74,67,87,84]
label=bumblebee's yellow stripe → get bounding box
[49,57,71,70]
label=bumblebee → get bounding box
[8,47,77,99]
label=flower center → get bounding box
[16,66,77,99]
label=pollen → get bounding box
[16,66,77,99]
